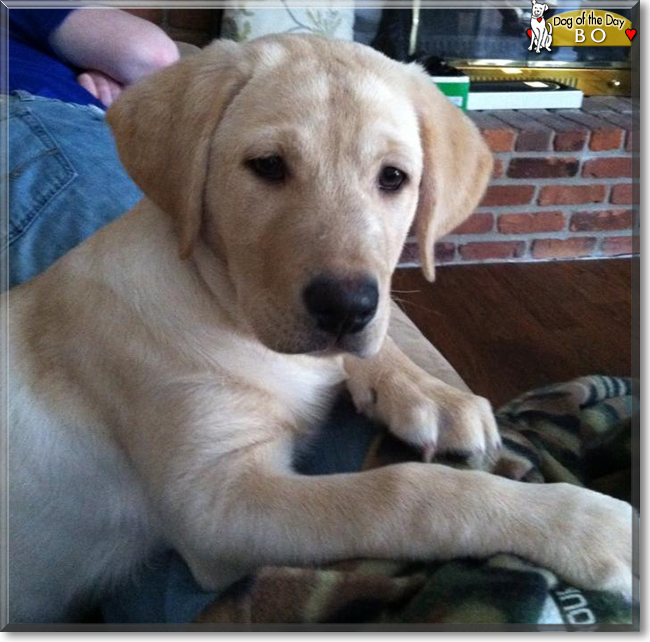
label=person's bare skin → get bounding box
[49,8,180,106]
[76,70,123,106]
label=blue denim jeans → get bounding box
[2,91,142,290]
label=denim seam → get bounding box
[5,106,78,247]
[12,89,105,119]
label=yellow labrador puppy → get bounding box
[7,35,633,623]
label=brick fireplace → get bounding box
[401,96,638,267]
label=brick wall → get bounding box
[401,96,638,267]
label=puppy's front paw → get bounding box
[530,484,636,599]
[348,371,500,463]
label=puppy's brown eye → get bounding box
[378,166,407,192]
[248,155,287,182]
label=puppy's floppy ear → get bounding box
[106,39,249,258]
[407,68,493,281]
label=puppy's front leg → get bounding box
[159,436,633,600]
[344,336,500,461]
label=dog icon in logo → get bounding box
[528,0,553,53]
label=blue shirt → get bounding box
[7,8,105,108]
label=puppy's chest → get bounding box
[225,348,347,430]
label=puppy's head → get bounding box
[107,35,491,357]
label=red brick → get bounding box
[492,158,504,179]
[452,214,494,235]
[124,9,163,22]
[168,9,214,30]
[508,157,579,179]
[498,211,565,235]
[481,129,516,153]
[599,111,635,153]
[468,113,516,152]
[554,130,588,152]
[570,210,633,232]
[480,185,535,207]
[516,129,554,152]
[590,129,625,151]
[398,241,456,264]
[601,236,635,256]
[435,242,456,263]
[538,184,607,206]
[582,157,633,179]
[459,241,525,261]
[557,110,625,151]
[610,183,633,204]
[489,110,553,151]
[598,111,633,131]
[525,111,588,151]
[531,237,597,259]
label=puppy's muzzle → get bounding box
[303,275,379,336]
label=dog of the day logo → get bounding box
[528,0,553,53]
[526,6,635,52]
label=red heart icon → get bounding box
[527,28,532,38]
[626,28,636,41]
[537,17,542,22]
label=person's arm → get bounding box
[49,8,180,87]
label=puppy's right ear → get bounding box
[106,39,249,258]
[407,66,493,282]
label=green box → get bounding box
[431,76,470,111]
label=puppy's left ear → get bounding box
[543,3,549,11]
[407,68,493,281]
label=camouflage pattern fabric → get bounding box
[194,376,637,628]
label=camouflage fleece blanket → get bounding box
[192,376,638,629]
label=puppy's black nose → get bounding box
[303,275,379,336]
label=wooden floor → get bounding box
[392,259,635,408]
